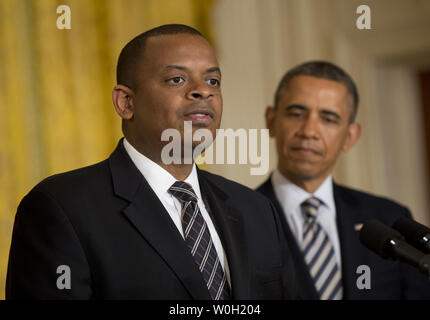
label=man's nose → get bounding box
[298,115,319,139]
[186,81,212,100]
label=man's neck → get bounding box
[158,162,194,181]
[125,136,194,181]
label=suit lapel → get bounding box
[198,170,249,299]
[109,140,211,299]
[333,182,369,300]
[258,177,372,300]
[258,178,319,300]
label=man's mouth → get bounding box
[290,146,322,156]
[184,109,214,124]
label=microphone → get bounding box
[392,217,430,254]
[359,220,430,278]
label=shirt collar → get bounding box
[123,138,202,200]
[271,169,335,215]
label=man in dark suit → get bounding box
[6,24,298,300]
[257,61,430,299]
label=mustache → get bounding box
[182,102,216,119]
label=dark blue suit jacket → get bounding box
[257,176,430,299]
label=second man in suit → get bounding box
[257,61,430,299]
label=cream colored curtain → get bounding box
[0,0,214,299]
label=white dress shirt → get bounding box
[271,169,342,271]
[123,138,230,284]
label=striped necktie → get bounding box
[169,181,230,300]
[301,197,343,300]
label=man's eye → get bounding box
[322,116,338,124]
[167,77,184,84]
[286,112,303,117]
[206,79,220,86]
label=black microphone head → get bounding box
[392,217,430,253]
[393,217,430,237]
[360,220,404,259]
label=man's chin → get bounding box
[282,164,321,181]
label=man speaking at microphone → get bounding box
[258,61,430,299]
[6,24,299,299]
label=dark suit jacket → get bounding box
[6,140,300,300]
[257,176,430,300]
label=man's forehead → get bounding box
[145,33,212,54]
[279,76,348,104]
[141,34,217,68]
[289,75,346,93]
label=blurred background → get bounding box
[1,0,429,298]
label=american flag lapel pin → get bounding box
[354,223,363,231]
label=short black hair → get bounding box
[116,24,203,90]
[274,61,359,123]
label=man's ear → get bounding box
[342,122,361,152]
[112,85,135,120]
[265,106,277,137]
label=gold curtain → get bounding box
[0,0,214,299]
